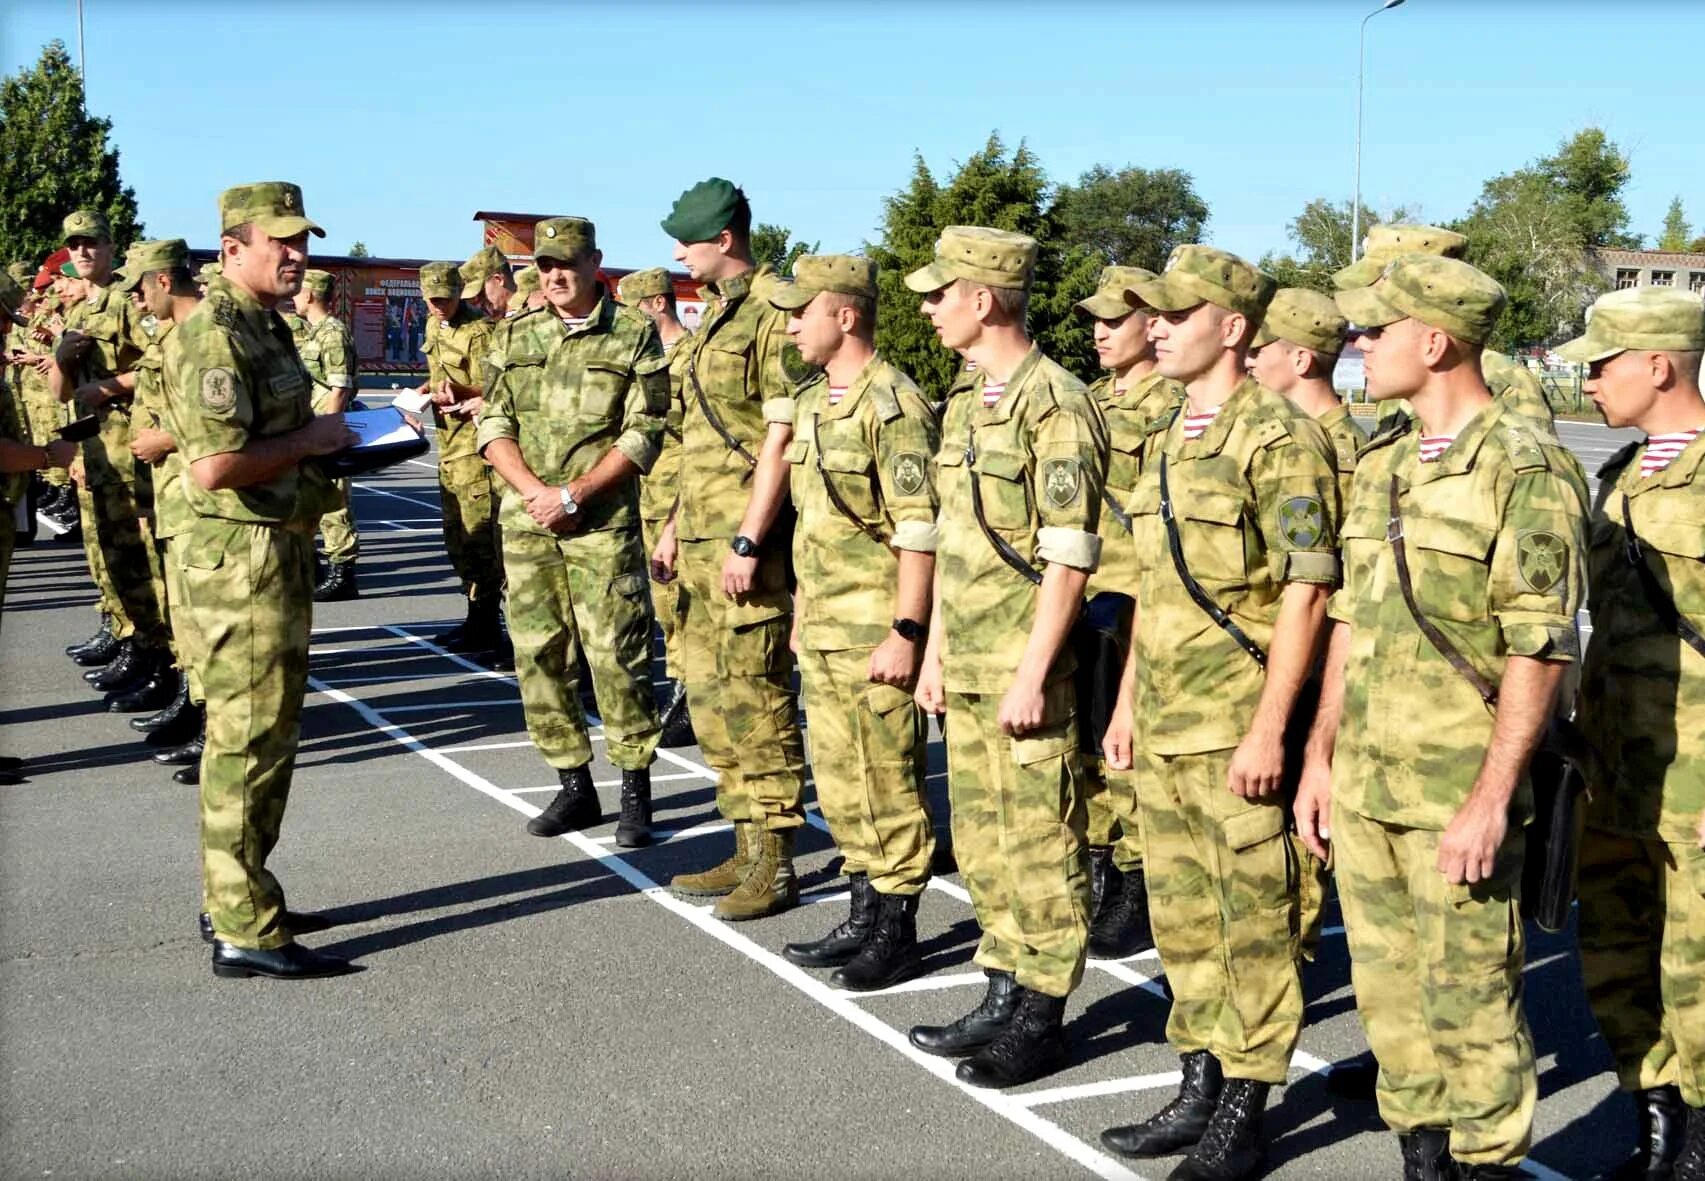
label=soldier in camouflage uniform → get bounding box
[510,265,544,316]
[1073,264,1181,961]
[291,269,361,600]
[653,178,810,921]
[619,265,697,748]
[765,254,940,990]
[477,217,668,847]
[1563,287,1705,1181]
[1247,287,1365,511]
[169,181,357,979]
[6,270,74,527]
[1299,256,1589,1179]
[1097,248,1338,1181]
[461,244,515,320]
[903,226,1108,1089]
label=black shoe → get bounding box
[658,680,696,748]
[1399,1129,1453,1181]
[526,765,600,837]
[1102,1051,1225,1158]
[480,634,515,672]
[210,939,359,979]
[0,755,21,771]
[956,987,1069,1089]
[201,910,333,944]
[784,872,878,968]
[1089,864,1156,959]
[313,561,359,602]
[131,673,192,732]
[108,665,178,713]
[909,969,1021,1057]
[85,640,143,690]
[1168,1078,1269,1180]
[1326,1052,1379,1100]
[833,891,923,991]
[1675,1104,1705,1181]
[68,617,118,665]
[1607,1086,1688,1180]
[154,721,205,766]
[443,599,501,653]
[172,763,199,786]
[614,767,653,848]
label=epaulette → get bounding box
[1497,418,1549,473]
[1252,416,1290,449]
[1356,411,1412,459]
[1598,440,1641,483]
[209,292,238,331]
[1145,401,1181,438]
[866,374,903,423]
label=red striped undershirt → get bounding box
[1181,406,1220,440]
[827,385,848,405]
[1418,435,1455,463]
[1641,428,1702,478]
[982,381,1007,408]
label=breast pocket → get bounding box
[819,446,878,520]
[701,322,755,390]
[503,355,547,414]
[1407,516,1495,622]
[581,359,630,422]
[1178,490,1250,583]
[1633,506,1705,613]
[972,449,1032,532]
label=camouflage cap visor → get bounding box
[767,281,818,311]
[1076,290,1135,319]
[1334,283,1407,332]
[1331,254,1385,291]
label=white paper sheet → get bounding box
[344,407,424,450]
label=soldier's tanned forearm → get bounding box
[480,438,544,496]
[191,420,337,491]
[1247,582,1329,740]
[1015,564,1090,687]
[570,448,642,505]
[892,550,934,623]
[1470,654,1565,806]
[735,422,793,543]
[1303,621,1351,765]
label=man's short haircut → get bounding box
[954,277,1028,326]
[224,222,255,246]
[819,289,876,334]
[726,192,753,243]
[1306,347,1341,379]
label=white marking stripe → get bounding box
[829,970,990,999]
[373,700,521,714]
[1015,1071,1183,1108]
[352,482,442,512]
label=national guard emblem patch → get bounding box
[1278,496,1325,548]
[1517,530,1568,594]
[1043,459,1081,508]
[139,314,159,339]
[892,451,926,496]
[200,367,237,414]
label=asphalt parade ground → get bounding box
[0,418,1642,1180]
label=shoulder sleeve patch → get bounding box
[200,367,237,414]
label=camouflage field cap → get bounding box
[661,177,742,243]
[1335,254,1506,346]
[903,226,1037,293]
[115,239,189,292]
[769,254,878,310]
[1555,287,1705,364]
[1333,223,1469,290]
[0,271,23,315]
[62,209,111,243]
[418,262,462,300]
[197,261,223,287]
[617,266,672,303]
[1077,265,1157,319]
[460,245,511,297]
[1252,287,1349,353]
[1126,244,1275,321]
[513,265,539,299]
[218,181,325,240]
[533,217,597,263]
[302,268,335,300]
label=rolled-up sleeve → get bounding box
[615,339,668,474]
[1032,399,1108,573]
[875,397,941,554]
[1491,468,1588,661]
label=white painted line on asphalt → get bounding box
[587,817,734,845]
[436,736,604,753]
[374,700,521,714]
[830,970,991,999]
[509,771,704,795]
[353,482,443,512]
[373,522,438,534]
[1015,1071,1184,1108]
[317,672,490,687]
[384,626,518,684]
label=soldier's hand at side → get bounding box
[1227,725,1285,799]
[300,412,357,456]
[997,677,1046,737]
[430,379,456,407]
[69,456,84,485]
[914,650,946,716]
[43,439,76,469]
[31,354,55,375]
[650,523,678,584]
[1102,711,1133,772]
[868,632,919,689]
[722,552,757,598]
[1294,760,1333,862]
[129,427,173,464]
[1437,796,1508,885]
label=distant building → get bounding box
[1591,247,1705,296]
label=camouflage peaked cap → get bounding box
[418,262,463,300]
[661,177,742,243]
[903,226,1037,293]
[512,265,539,299]
[302,269,335,300]
[460,245,511,297]
[218,181,325,239]
[1252,287,1349,354]
[0,271,23,315]
[769,254,877,310]
[1127,244,1275,321]
[62,209,111,243]
[197,261,223,287]
[115,239,190,293]
[533,217,596,263]
[1335,254,1506,346]
[1333,223,1468,290]
[618,266,672,303]
[1556,287,1705,364]
[1077,265,1157,319]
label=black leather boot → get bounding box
[154,720,206,767]
[658,680,696,748]
[956,987,1069,1089]
[1399,1129,1452,1181]
[173,763,200,786]
[83,639,137,686]
[1088,845,1113,920]
[909,969,1021,1057]
[437,600,478,650]
[526,764,600,837]
[68,616,117,665]
[1090,864,1156,959]
[1609,1086,1688,1180]
[832,891,923,991]
[1168,1078,1269,1180]
[1675,1104,1705,1181]
[614,767,652,848]
[455,596,504,655]
[89,641,157,693]
[108,660,178,713]
[131,672,190,732]
[1102,1050,1225,1158]
[784,872,877,968]
[313,561,359,602]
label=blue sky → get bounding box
[4,1,1700,269]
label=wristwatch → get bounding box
[892,617,926,642]
[559,486,579,516]
[731,535,758,558]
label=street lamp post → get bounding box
[1351,0,1408,263]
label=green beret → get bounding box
[62,209,111,243]
[1556,287,1705,364]
[661,177,741,244]
[418,262,462,299]
[58,260,79,278]
[533,217,596,263]
[1336,255,1506,347]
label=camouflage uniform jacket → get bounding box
[1329,400,1588,830]
[423,303,494,472]
[1088,369,1183,599]
[935,346,1109,693]
[639,331,691,525]
[673,264,803,542]
[298,315,357,413]
[165,275,334,531]
[1579,435,1705,842]
[1483,350,1554,429]
[787,354,941,652]
[1128,378,1341,755]
[1318,401,1368,514]
[152,320,197,541]
[475,295,667,538]
[64,285,144,487]
[0,370,22,507]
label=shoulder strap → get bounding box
[812,412,887,545]
[966,428,1042,586]
[1387,475,1499,704]
[686,344,756,468]
[1621,496,1705,658]
[1101,487,1132,534]
[1157,454,1266,668]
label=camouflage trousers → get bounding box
[674,537,805,833]
[162,537,207,704]
[1085,758,1143,873]
[22,385,69,487]
[441,457,502,603]
[798,646,935,895]
[1579,829,1705,1108]
[504,526,660,772]
[74,482,121,625]
[944,680,1089,998]
[1335,806,1535,1166]
[1136,746,1302,1083]
[640,515,681,680]
[79,479,167,648]
[180,519,314,951]
[317,477,358,565]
